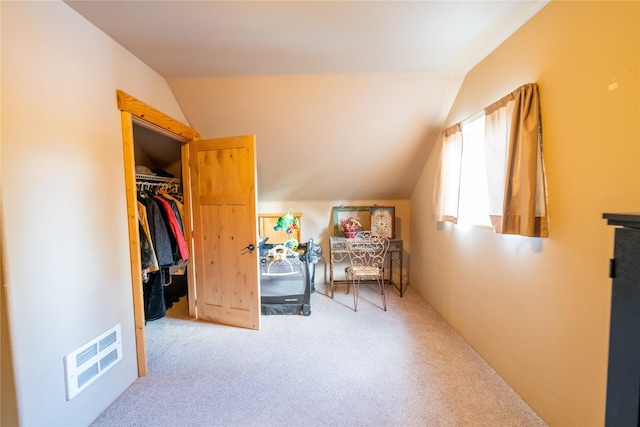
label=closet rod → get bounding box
[135,173,180,184]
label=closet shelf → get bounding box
[135,174,180,184]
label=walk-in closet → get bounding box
[133,123,189,322]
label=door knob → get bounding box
[241,244,255,254]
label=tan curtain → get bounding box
[432,123,463,224]
[484,83,548,237]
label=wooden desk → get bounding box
[328,236,404,297]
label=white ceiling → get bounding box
[65,0,548,201]
[66,1,546,78]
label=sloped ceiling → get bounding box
[66,0,547,201]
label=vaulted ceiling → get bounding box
[66,0,547,201]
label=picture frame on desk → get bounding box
[332,206,371,236]
[370,206,395,238]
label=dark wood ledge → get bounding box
[603,213,640,229]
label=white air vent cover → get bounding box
[64,324,122,400]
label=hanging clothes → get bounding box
[158,189,185,222]
[139,223,157,271]
[143,270,166,321]
[137,191,173,321]
[156,193,189,276]
[153,195,189,262]
[136,175,190,321]
[137,192,174,267]
[137,201,159,273]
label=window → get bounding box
[433,83,549,238]
[458,114,491,227]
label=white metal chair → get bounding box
[344,231,389,311]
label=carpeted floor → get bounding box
[90,282,547,427]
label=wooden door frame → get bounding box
[117,90,200,376]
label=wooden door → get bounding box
[189,135,261,330]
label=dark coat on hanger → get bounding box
[138,193,174,267]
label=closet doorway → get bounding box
[134,122,188,320]
[117,90,261,377]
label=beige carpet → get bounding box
[91,282,547,427]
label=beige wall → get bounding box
[1,1,189,425]
[410,1,639,425]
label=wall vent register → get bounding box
[63,324,122,400]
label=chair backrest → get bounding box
[345,231,389,270]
